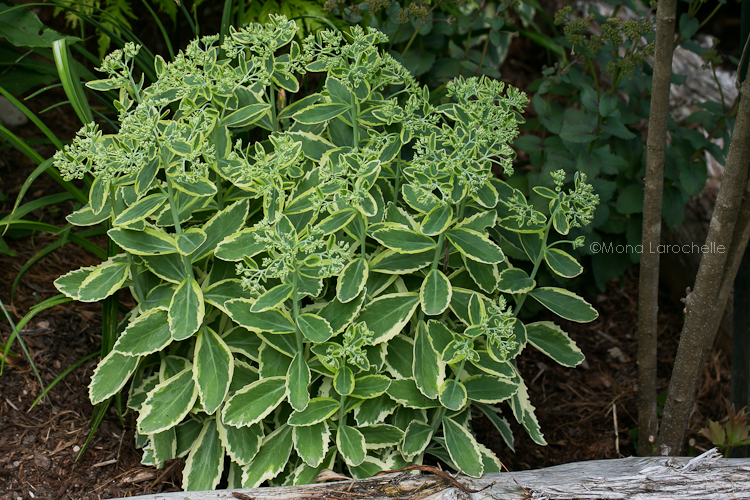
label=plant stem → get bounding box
[351,92,359,151]
[513,210,554,317]
[164,179,196,281]
[393,153,401,204]
[292,271,304,353]
[338,390,347,425]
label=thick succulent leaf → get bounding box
[222,377,287,428]
[113,193,167,226]
[203,279,254,315]
[360,424,404,449]
[89,350,139,404]
[413,321,444,399]
[55,255,129,302]
[183,419,224,491]
[288,397,340,426]
[114,309,172,356]
[193,199,249,262]
[463,374,518,403]
[400,421,433,460]
[354,394,398,426]
[476,403,514,452]
[215,228,266,262]
[438,379,467,411]
[337,425,366,467]
[226,298,296,333]
[169,278,204,341]
[372,227,436,254]
[318,289,366,335]
[337,258,368,303]
[529,287,598,322]
[442,417,483,478]
[297,313,334,343]
[140,254,186,284]
[137,368,198,435]
[194,327,234,415]
[251,284,293,312]
[420,269,451,316]
[241,425,293,488]
[293,421,330,468]
[496,267,535,294]
[217,417,263,466]
[108,227,179,255]
[544,248,583,278]
[350,375,391,399]
[384,335,414,379]
[287,352,311,412]
[357,293,420,344]
[334,365,355,396]
[446,228,504,264]
[526,321,585,367]
[369,249,432,274]
[151,428,177,467]
[386,379,440,409]
[509,379,546,445]
[421,204,453,236]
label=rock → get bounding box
[0,97,28,127]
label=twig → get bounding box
[375,464,490,494]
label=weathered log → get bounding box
[115,449,750,500]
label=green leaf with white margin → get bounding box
[544,248,583,278]
[356,292,420,344]
[89,350,140,404]
[442,417,483,478]
[526,321,584,367]
[176,228,207,256]
[66,204,112,226]
[55,255,129,302]
[369,249,432,275]
[446,228,504,264]
[169,278,204,341]
[317,208,358,234]
[400,421,432,460]
[214,228,266,262]
[241,425,293,488]
[470,351,514,379]
[140,254,186,284]
[175,419,203,457]
[287,352,311,412]
[463,375,517,403]
[293,102,349,124]
[496,267,535,294]
[107,227,178,255]
[439,379,467,411]
[529,287,598,322]
[297,313,334,343]
[223,327,262,362]
[193,199,249,262]
[348,455,393,479]
[194,326,234,415]
[384,335,413,379]
[337,425,366,467]
[420,269,451,316]
[354,394,398,426]
[251,284,293,312]
[216,417,263,466]
[350,375,391,399]
[222,377,287,428]
[318,289,366,335]
[462,256,500,294]
[259,343,292,377]
[226,298,297,333]
[413,320,444,399]
[113,193,167,226]
[183,419,224,491]
[137,368,199,435]
[421,204,453,236]
[203,280,253,316]
[337,257,368,303]
[509,379,546,445]
[360,424,404,449]
[288,397,341,426]
[477,442,503,473]
[476,403,515,452]
[221,103,271,127]
[293,421,330,467]
[387,379,440,409]
[334,365,355,396]
[150,428,176,467]
[372,227,437,254]
[114,309,172,356]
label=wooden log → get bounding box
[115,449,750,500]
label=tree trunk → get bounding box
[637,0,679,456]
[112,450,750,500]
[657,76,750,455]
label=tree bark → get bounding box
[657,76,750,455]
[112,450,750,500]
[637,0,679,456]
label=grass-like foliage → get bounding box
[53,16,599,490]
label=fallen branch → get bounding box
[111,450,750,500]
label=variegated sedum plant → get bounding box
[52,16,600,491]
